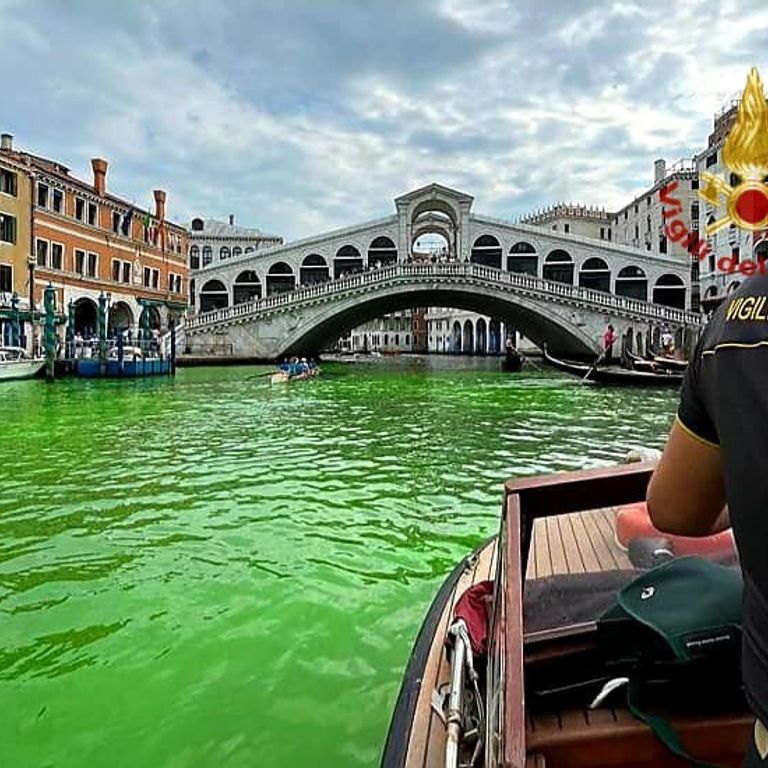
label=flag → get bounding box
[121,208,134,236]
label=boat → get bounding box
[381,462,750,768]
[501,345,523,373]
[0,346,45,381]
[644,348,689,373]
[270,364,321,384]
[75,345,171,378]
[543,348,684,387]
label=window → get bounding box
[202,246,212,266]
[112,260,121,282]
[87,202,97,226]
[564,224,570,234]
[732,246,740,265]
[0,213,17,244]
[0,264,11,292]
[36,239,48,267]
[75,249,86,274]
[600,227,605,239]
[50,242,63,270]
[52,188,63,213]
[75,198,85,221]
[706,152,718,168]
[143,266,151,287]
[112,211,120,233]
[190,278,195,306]
[233,246,242,257]
[175,275,182,294]
[189,245,200,270]
[607,228,612,241]
[220,246,231,259]
[152,269,159,289]
[168,273,174,291]
[87,252,97,277]
[37,182,49,208]
[0,169,17,196]
[122,262,131,284]
[692,177,699,190]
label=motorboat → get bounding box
[0,346,45,381]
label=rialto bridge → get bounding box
[183,184,703,359]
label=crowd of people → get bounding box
[278,356,318,377]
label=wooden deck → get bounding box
[394,507,630,768]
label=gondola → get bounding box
[381,463,749,768]
[501,349,522,373]
[543,348,684,387]
[645,347,689,373]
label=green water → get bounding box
[0,358,678,768]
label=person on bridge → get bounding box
[602,324,616,365]
[646,277,768,766]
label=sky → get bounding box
[1,0,767,241]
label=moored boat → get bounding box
[0,346,45,381]
[382,463,750,768]
[543,348,684,387]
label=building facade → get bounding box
[521,204,614,242]
[0,134,189,349]
[0,141,33,345]
[188,216,282,312]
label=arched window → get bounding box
[202,246,213,267]
[652,274,686,309]
[475,318,487,354]
[266,262,296,296]
[245,246,254,254]
[191,218,204,231]
[334,245,362,279]
[368,236,397,267]
[507,242,537,275]
[704,285,718,298]
[615,265,647,301]
[727,281,741,294]
[233,270,262,304]
[220,246,231,260]
[756,241,768,265]
[578,257,610,293]
[189,245,200,270]
[233,246,242,258]
[451,321,462,353]
[300,254,330,285]
[199,279,229,312]
[543,249,574,285]
[470,235,502,269]
[462,319,474,354]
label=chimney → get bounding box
[229,213,235,226]
[153,189,166,221]
[0,133,12,151]
[654,158,666,184]
[91,158,108,196]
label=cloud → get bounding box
[0,0,766,239]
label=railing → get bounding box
[186,262,703,331]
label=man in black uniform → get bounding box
[647,278,768,765]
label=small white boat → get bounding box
[107,346,145,362]
[0,346,45,381]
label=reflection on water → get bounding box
[0,357,677,767]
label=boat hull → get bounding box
[75,359,172,378]
[543,349,684,387]
[0,359,45,381]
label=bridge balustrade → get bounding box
[186,262,701,331]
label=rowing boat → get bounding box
[381,463,750,768]
[543,349,684,387]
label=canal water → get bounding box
[0,357,678,768]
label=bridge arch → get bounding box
[452,320,462,352]
[300,254,330,285]
[266,262,296,296]
[543,249,574,284]
[652,273,686,309]
[200,279,229,312]
[615,265,647,301]
[334,245,363,279]
[368,236,397,268]
[233,270,262,304]
[476,317,487,354]
[507,242,537,276]
[470,235,502,269]
[463,319,474,353]
[578,257,610,293]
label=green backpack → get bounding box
[596,556,744,767]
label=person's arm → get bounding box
[646,417,727,536]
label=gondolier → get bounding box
[602,323,616,365]
[647,274,768,766]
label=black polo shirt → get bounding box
[679,275,768,724]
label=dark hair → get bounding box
[608,324,614,330]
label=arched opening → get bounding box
[220,246,231,260]
[755,241,768,265]
[452,320,462,352]
[470,235,502,270]
[507,242,537,275]
[463,319,474,354]
[578,257,610,292]
[476,317,487,354]
[73,297,98,337]
[202,246,213,267]
[191,218,204,231]
[300,254,330,285]
[727,281,741,294]
[704,285,718,298]
[489,319,501,354]
[108,301,133,337]
[334,245,363,279]
[200,279,229,312]
[411,201,457,261]
[368,236,397,268]
[266,262,296,296]
[189,245,200,270]
[413,231,449,262]
[233,246,242,258]
[233,270,262,304]
[615,265,647,301]
[145,305,161,330]
[543,249,574,285]
[652,274,686,309]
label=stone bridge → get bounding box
[182,262,703,360]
